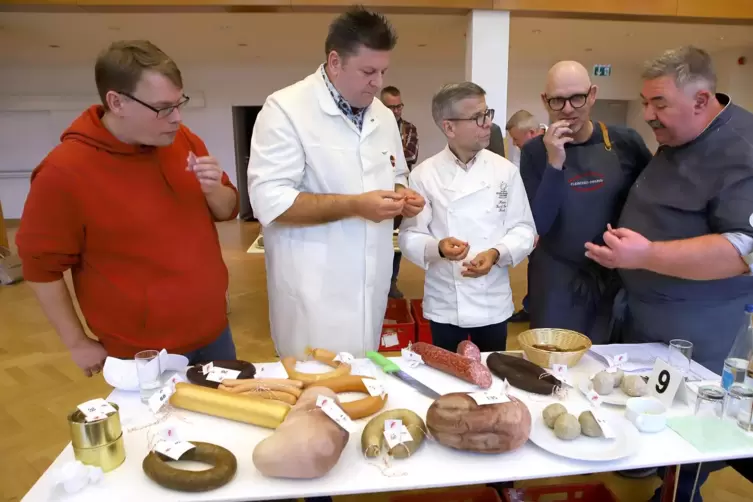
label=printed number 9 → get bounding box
[656,370,670,394]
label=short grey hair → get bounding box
[642,45,717,94]
[505,110,539,132]
[431,82,486,127]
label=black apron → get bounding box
[529,123,625,343]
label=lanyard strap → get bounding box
[599,121,613,151]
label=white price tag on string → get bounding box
[401,348,424,368]
[383,419,413,449]
[334,352,355,364]
[469,389,510,406]
[382,333,399,348]
[148,385,174,413]
[550,364,571,385]
[585,389,603,407]
[201,362,214,375]
[77,399,117,422]
[316,395,356,432]
[205,367,242,383]
[589,408,616,439]
[153,440,195,461]
[609,353,629,368]
[158,425,180,442]
[362,378,386,398]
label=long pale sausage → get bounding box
[411,342,492,389]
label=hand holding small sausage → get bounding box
[355,191,405,222]
[439,237,469,261]
[396,186,426,218]
[462,249,499,278]
[543,120,575,170]
[187,152,225,195]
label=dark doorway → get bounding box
[232,105,263,221]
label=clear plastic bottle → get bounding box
[722,305,753,390]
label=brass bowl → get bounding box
[518,328,592,368]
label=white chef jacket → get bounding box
[247,65,409,358]
[399,146,536,328]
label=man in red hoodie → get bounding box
[16,40,240,376]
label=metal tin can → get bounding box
[67,403,126,472]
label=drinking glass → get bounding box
[725,383,753,431]
[135,350,162,403]
[669,339,693,376]
[694,385,725,419]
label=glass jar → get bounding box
[694,385,725,419]
[725,383,753,431]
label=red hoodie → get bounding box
[16,105,239,357]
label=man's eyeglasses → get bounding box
[121,93,190,119]
[545,88,593,111]
[447,108,495,127]
[385,103,404,111]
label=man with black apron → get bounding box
[586,46,753,502]
[520,60,652,343]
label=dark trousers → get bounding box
[652,464,711,502]
[392,252,401,283]
[183,325,237,365]
[429,320,508,352]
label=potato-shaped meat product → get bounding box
[542,403,567,429]
[591,372,614,395]
[553,413,581,440]
[426,393,531,454]
[611,369,624,388]
[578,411,603,438]
[252,386,349,479]
[621,375,648,397]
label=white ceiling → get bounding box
[0,12,751,67]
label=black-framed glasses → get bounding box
[385,103,404,111]
[121,92,190,119]
[447,108,495,127]
[545,88,593,111]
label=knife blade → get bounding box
[366,351,441,399]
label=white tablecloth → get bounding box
[22,350,753,502]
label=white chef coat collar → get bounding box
[444,145,481,171]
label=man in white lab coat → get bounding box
[248,7,425,359]
[399,83,536,352]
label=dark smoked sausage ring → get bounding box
[143,441,237,492]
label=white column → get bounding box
[465,9,510,137]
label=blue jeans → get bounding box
[183,325,236,365]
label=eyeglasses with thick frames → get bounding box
[121,93,190,119]
[545,88,593,111]
[385,103,404,111]
[447,108,495,127]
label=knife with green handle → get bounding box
[366,351,440,398]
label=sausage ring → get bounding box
[306,375,387,419]
[143,441,237,492]
[281,347,351,385]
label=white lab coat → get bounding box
[248,66,409,358]
[399,147,536,328]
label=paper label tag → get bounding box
[153,440,195,461]
[78,399,117,422]
[362,378,386,398]
[551,363,567,377]
[469,389,511,406]
[610,353,629,367]
[647,357,683,409]
[382,333,399,348]
[589,408,616,439]
[205,367,242,383]
[148,385,175,413]
[158,425,180,442]
[334,352,355,364]
[401,348,424,368]
[585,389,603,407]
[201,362,214,375]
[316,395,356,432]
[605,366,618,374]
[383,419,413,449]
[166,374,185,388]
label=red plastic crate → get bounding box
[410,298,432,344]
[379,298,416,352]
[502,483,617,502]
[391,486,502,502]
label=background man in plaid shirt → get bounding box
[381,85,419,298]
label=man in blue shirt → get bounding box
[520,60,651,342]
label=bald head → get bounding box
[542,60,597,137]
[545,61,592,94]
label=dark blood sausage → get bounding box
[411,342,492,389]
[486,352,562,395]
[456,340,481,362]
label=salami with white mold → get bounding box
[411,342,492,389]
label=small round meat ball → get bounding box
[578,411,603,438]
[611,368,624,388]
[543,403,567,429]
[553,413,581,440]
[621,375,648,397]
[591,371,614,395]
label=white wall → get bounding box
[714,47,753,112]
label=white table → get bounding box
[22,351,753,502]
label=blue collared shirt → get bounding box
[320,64,367,131]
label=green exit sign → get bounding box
[593,64,612,77]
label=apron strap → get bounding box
[598,121,612,152]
